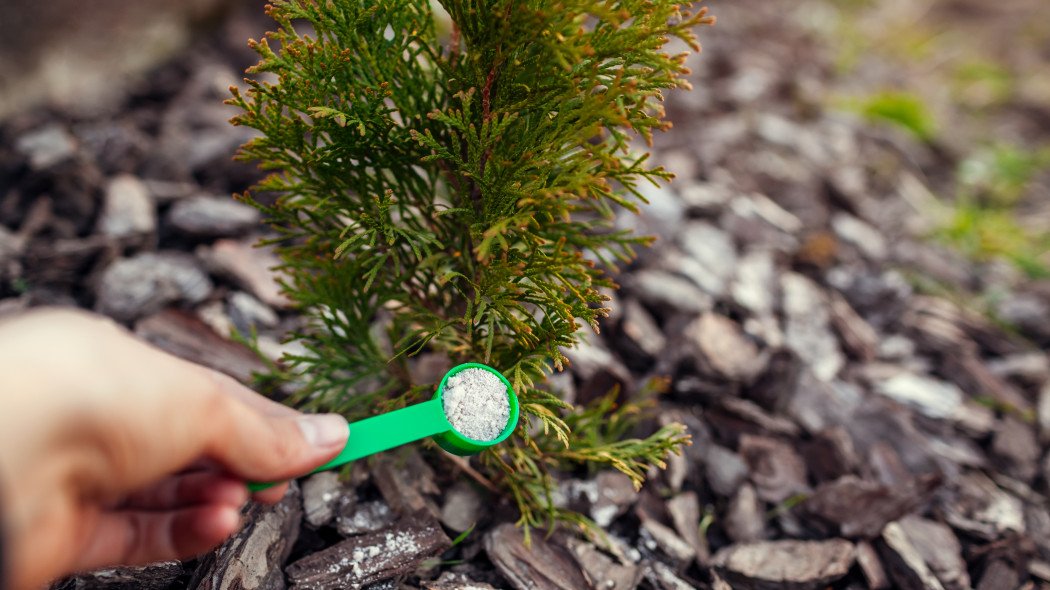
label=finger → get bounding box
[197,389,349,483]
[251,482,291,504]
[208,369,301,419]
[120,472,248,511]
[73,505,242,572]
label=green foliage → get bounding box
[857,91,936,141]
[227,0,710,532]
[937,143,1050,279]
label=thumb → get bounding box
[200,391,349,485]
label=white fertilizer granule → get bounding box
[441,368,511,441]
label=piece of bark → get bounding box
[876,522,946,590]
[942,353,1031,413]
[666,492,709,564]
[990,416,1041,483]
[856,541,890,590]
[712,539,856,590]
[373,454,438,518]
[423,572,500,590]
[286,510,451,590]
[51,562,185,590]
[639,516,696,567]
[976,559,1018,590]
[725,483,766,543]
[199,238,290,308]
[739,434,810,504]
[337,500,399,537]
[829,292,879,361]
[642,560,696,590]
[804,474,942,539]
[801,426,859,482]
[941,471,1025,540]
[564,537,643,590]
[484,523,594,590]
[684,312,764,382]
[301,471,349,528]
[134,308,269,383]
[897,515,971,590]
[189,486,302,590]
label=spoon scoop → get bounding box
[248,362,518,491]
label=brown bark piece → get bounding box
[712,539,856,590]
[134,308,269,383]
[285,511,451,590]
[189,486,302,590]
[804,474,942,539]
[484,523,594,590]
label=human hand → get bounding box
[0,308,349,590]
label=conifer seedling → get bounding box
[229,0,713,535]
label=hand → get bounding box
[0,308,349,590]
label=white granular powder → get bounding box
[441,367,511,441]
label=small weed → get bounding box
[857,91,937,141]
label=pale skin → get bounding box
[0,308,350,590]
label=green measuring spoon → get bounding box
[248,362,519,491]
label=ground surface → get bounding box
[2,0,1050,589]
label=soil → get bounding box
[2,0,1049,589]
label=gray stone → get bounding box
[96,252,213,321]
[168,195,261,237]
[97,174,156,238]
[15,124,77,169]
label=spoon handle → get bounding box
[248,398,450,491]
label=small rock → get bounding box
[713,539,855,590]
[200,239,290,308]
[725,483,766,543]
[96,252,212,321]
[440,480,482,534]
[16,124,77,169]
[301,471,346,527]
[781,272,845,381]
[97,174,156,238]
[167,195,261,237]
[704,444,750,497]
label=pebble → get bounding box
[439,480,482,534]
[704,444,750,497]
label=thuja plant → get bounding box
[228,0,712,534]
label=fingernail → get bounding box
[297,414,350,448]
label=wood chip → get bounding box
[712,539,855,590]
[804,474,942,539]
[484,523,594,590]
[134,308,269,383]
[877,521,945,590]
[286,510,451,590]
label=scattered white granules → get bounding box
[441,367,511,441]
